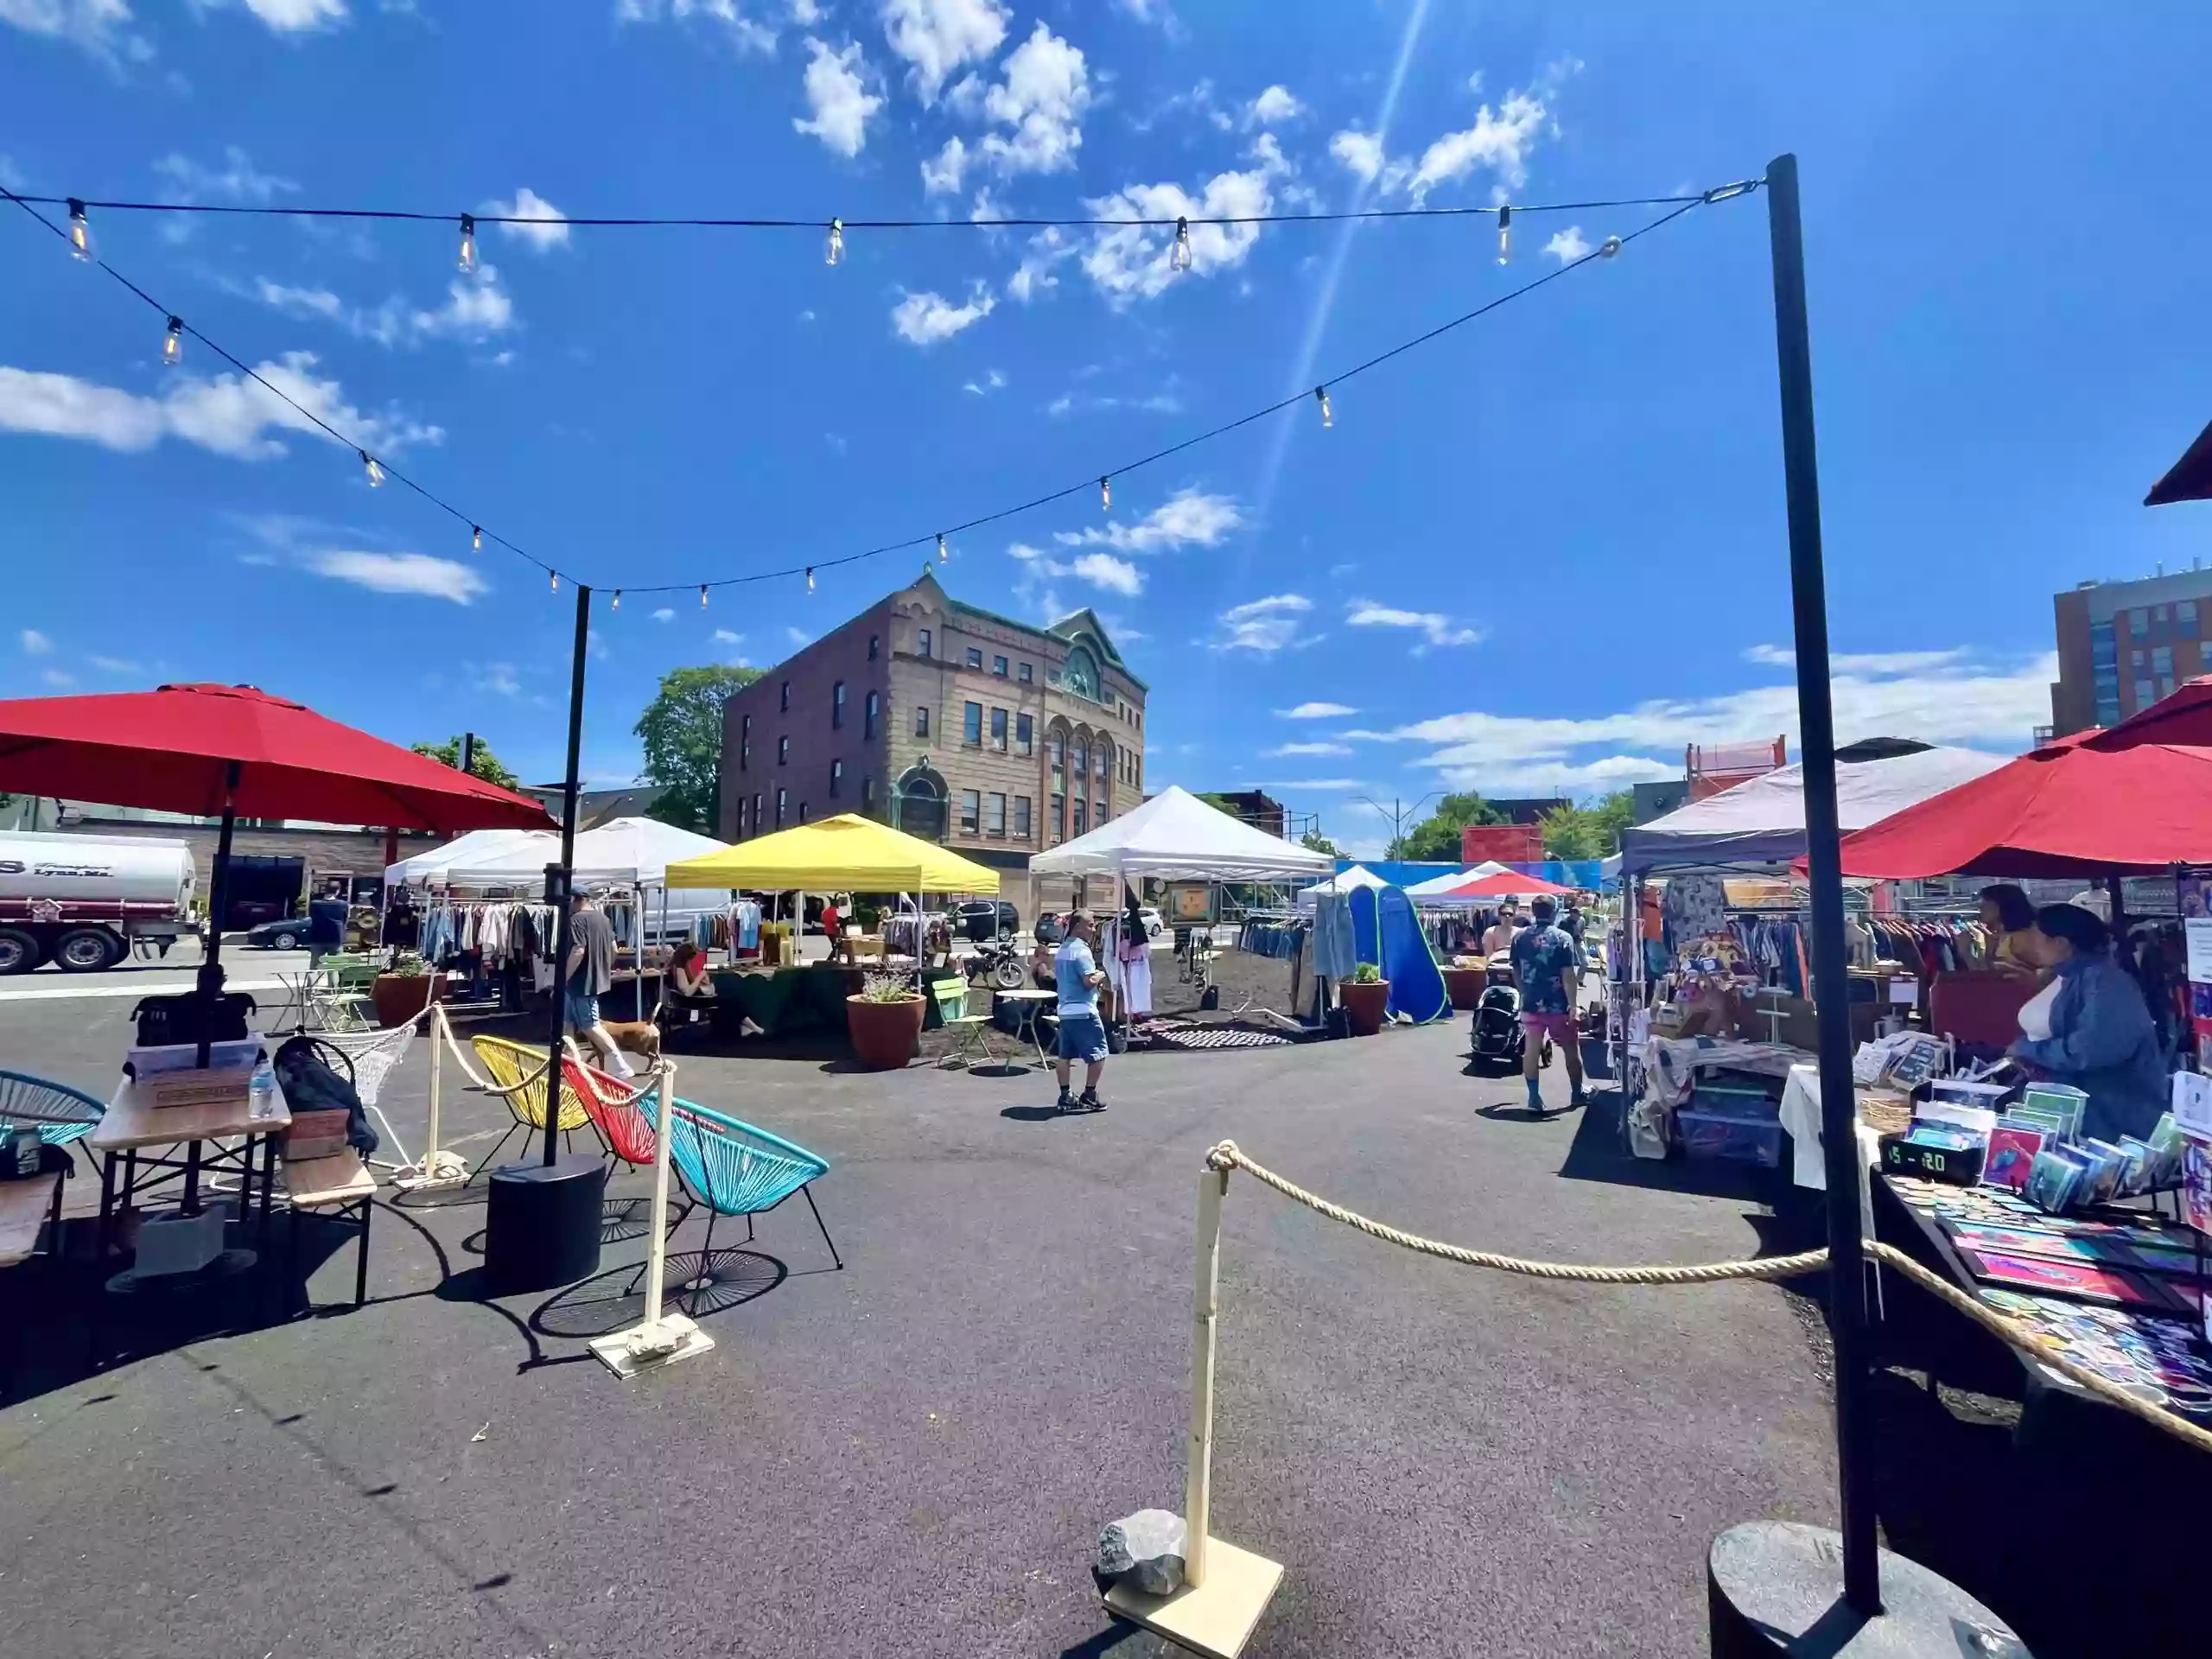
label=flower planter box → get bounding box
[1341,978,1390,1037]
[846,994,925,1070]
[372,973,443,1028]
[1440,967,1486,1012]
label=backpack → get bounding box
[271,1035,380,1156]
[131,990,257,1049]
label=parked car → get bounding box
[245,916,311,950]
[1140,905,1165,939]
[954,899,1020,942]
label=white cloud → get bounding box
[154,146,297,203]
[90,653,140,673]
[712,627,744,644]
[890,283,995,345]
[1111,0,1175,29]
[1742,643,1975,676]
[1543,226,1590,263]
[230,0,347,31]
[793,36,885,158]
[20,627,54,655]
[1345,597,1484,651]
[652,607,676,622]
[785,626,812,646]
[1328,129,1385,184]
[470,662,521,696]
[0,0,150,64]
[960,22,1091,181]
[250,265,518,347]
[1245,85,1305,128]
[1008,543,1145,600]
[879,0,1007,105]
[1055,487,1240,554]
[1249,777,1364,791]
[0,354,441,460]
[1065,551,1141,595]
[1327,85,1551,203]
[614,0,778,53]
[302,549,486,605]
[480,186,570,252]
[961,367,1007,395]
[1268,741,1350,757]
[1133,79,1231,135]
[1082,139,1290,304]
[1213,592,1316,654]
[921,135,969,195]
[40,669,76,689]
[1277,701,1356,719]
[1006,225,1076,302]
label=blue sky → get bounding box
[4,1,2209,856]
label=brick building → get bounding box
[716,570,1148,917]
[2049,569,2212,736]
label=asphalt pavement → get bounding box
[0,997,1837,1658]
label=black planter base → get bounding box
[1707,1522,2026,1659]
[484,1154,607,1295]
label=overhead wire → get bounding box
[2,178,1759,599]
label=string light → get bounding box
[825,217,843,266]
[936,533,948,564]
[1100,476,1112,512]
[699,583,709,610]
[550,570,559,594]
[67,199,91,260]
[457,213,476,275]
[806,566,816,593]
[1497,203,1511,264]
[1599,234,1622,258]
[471,524,482,553]
[162,315,182,367]
[612,589,621,612]
[1314,385,1333,429]
[360,449,385,487]
[1171,216,1192,272]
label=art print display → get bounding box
[1953,1247,2188,1313]
[1980,1125,2046,1192]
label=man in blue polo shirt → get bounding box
[1053,908,1109,1112]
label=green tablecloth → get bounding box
[709,964,862,1037]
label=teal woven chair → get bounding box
[665,1101,841,1313]
[0,1070,105,1150]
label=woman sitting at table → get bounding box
[2009,903,2166,1141]
[1977,883,2041,979]
[666,940,715,1000]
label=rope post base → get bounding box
[1708,1522,2027,1658]
[590,1060,715,1380]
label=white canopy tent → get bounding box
[429,816,730,889]
[385,827,556,888]
[1294,864,1390,906]
[1401,861,1510,901]
[1028,786,1335,884]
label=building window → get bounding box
[2133,648,2145,669]
[1014,795,1032,839]
[864,690,880,739]
[959,789,981,835]
[1071,740,1088,778]
[2178,600,2200,635]
[868,633,880,660]
[1095,745,1109,781]
[740,742,750,772]
[2153,645,2174,677]
[1051,792,1065,842]
[830,759,843,798]
[992,654,1008,677]
[832,682,846,728]
[918,628,932,658]
[741,713,753,741]
[1071,800,1086,835]
[861,775,875,811]
[780,680,791,712]
[986,792,1006,836]
[990,708,1007,751]
[799,800,810,823]
[1018,662,1033,683]
[915,705,931,739]
[963,701,982,745]
[1016,713,1033,756]
[737,797,747,837]
[965,646,983,669]
[775,787,787,829]
[2135,678,2155,706]
[2155,605,2170,624]
[2130,610,2149,639]
[779,735,791,766]
[753,791,763,835]
[1047,731,1064,769]
[2160,676,2177,697]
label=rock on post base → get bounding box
[1098,1509,1187,1598]
[1708,1522,2028,1659]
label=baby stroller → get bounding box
[1469,951,1525,1070]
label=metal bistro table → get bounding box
[993,988,1057,1066]
[89,1074,293,1287]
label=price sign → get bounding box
[2186,917,2212,984]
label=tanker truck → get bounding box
[0,831,198,973]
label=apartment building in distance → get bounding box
[715,570,1148,917]
[2049,567,2212,736]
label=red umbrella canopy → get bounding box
[1834,741,2212,879]
[1445,870,1578,899]
[0,683,554,833]
[2145,417,2212,506]
[2043,675,2212,752]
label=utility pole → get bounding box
[1351,792,1440,859]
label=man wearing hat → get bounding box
[1509,894,1586,1116]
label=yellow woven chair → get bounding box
[467,1034,591,1177]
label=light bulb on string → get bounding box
[825,218,844,266]
[699,584,709,610]
[1171,216,1192,272]
[937,534,949,565]
[1599,235,1622,259]
[162,316,183,368]
[360,449,385,487]
[1100,476,1112,512]
[1496,203,1511,264]
[67,200,92,261]
[471,525,482,553]
[457,213,477,275]
[550,570,559,595]
[612,590,621,612]
[806,567,817,594]
[1314,385,1333,429]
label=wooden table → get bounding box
[90,1074,292,1267]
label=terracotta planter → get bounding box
[1341,978,1390,1037]
[1440,967,1485,1012]
[846,994,925,1070]
[372,972,443,1027]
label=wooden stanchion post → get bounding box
[591,1057,715,1377]
[393,1004,468,1192]
[1185,1165,1226,1587]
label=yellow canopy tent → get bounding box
[663,813,1000,894]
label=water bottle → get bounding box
[249,1056,277,1121]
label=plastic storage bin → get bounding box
[1676,1099,1783,1168]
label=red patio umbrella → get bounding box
[2145,417,2212,505]
[1832,740,2212,879]
[0,683,554,1039]
[2044,675,2212,752]
[1443,870,1579,899]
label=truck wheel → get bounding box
[53,928,124,972]
[0,927,42,975]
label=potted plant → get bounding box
[1340,962,1390,1037]
[846,969,925,1070]
[372,950,444,1027]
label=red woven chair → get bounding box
[563,1052,660,1171]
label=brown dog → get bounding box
[600,1020,663,1063]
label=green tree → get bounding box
[1539,789,1640,860]
[1389,791,1504,861]
[410,736,521,793]
[1300,829,1344,858]
[633,664,766,832]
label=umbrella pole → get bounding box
[541,582,593,1166]
[195,760,242,1068]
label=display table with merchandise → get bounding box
[702,963,865,1038]
[1625,1033,1816,1163]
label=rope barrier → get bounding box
[1202,1140,2212,1458]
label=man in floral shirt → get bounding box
[1508,894,1586,1116]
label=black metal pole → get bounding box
[194,758,242,1067]
[459,730,476,779]
[1767,152,1881,1616]
[539,584,592,1166]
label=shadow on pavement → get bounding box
[531,1246,787,1338]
